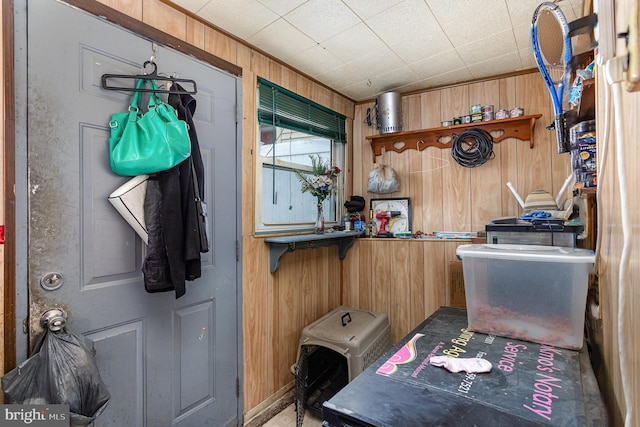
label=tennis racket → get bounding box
[531,2,573,153]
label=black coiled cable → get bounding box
[451,128,495,168]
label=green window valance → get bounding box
[257,77,347,143]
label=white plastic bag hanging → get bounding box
[367,163,399,193]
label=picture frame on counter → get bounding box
[370,197,411,236]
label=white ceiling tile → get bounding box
[171,0,210,12]
[456,29,519,66]
[519,47,538,70]
[427,0,512,46]
[420,68,475,88]
[321,23,387,63]
[506,0,548,27]
[395,67,475,93]
[248,19,316,59]
[257,0,307,16]
[339,79,388,101]
[175,0,590,101]
[365,0,441,48]
[284,0,361,42]
[316,64,367,89]
[513,22,533,52]
[375,66,422,93]
[388,25,454,65]
[467,51,523,79]
[286,44,344,77]
[349,48,407,79]
[197,0,279,39]
[409,50,466,80]
[342,0,404,20]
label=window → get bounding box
[255,78,347,234]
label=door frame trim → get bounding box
[3,0,17,373]
[63,0,242,78]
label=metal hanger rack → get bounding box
[101,60,197,95]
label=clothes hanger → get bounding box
[101,60,197,94]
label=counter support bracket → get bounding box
[265,232,361,273]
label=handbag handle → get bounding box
[128,79,162,116]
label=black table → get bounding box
[323,307,606,427]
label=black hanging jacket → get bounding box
[143,86,206,298]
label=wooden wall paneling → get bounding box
[300,250,319,328]
[295,76,313,99]
[443,242,464,307]
[371,240,391,324]
[468,80,502,231]
[419,91,444,234]
[203,26,237,64]
[250,51,271,79]
[422,243,446,317]
[235,43,252,70]
[409,242,425,330]
[97,0,142,19]
[242,237,270,410]
[351,105,365,198]
[185,16,205,50]
[401,95,422,231]
[358,102,376,201]
[313,85,333,113]
[498,77,521,217]
[272,248,300,390]
[390,240,411,342]
[358,240,373,311]
[341,243,360,307]
[143,0,186,41]
[241,71,256,235]
[515,74,555,197]
[403,95,424,232]
[269,63,297,92]
[440,86,471,231]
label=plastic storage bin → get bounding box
[456,244,595,350]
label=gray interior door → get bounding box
[21,1,240,425]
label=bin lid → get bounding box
[486,217,583,233]
[456,244,595,263]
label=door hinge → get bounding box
[236,377,241,397]
[236,240,240,261]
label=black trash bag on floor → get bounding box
[1,327,111,426]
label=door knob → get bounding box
[40,309,67,332]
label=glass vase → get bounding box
[315,203,325,234]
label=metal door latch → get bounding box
[40,272,64,291]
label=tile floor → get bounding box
[262,404,323,427]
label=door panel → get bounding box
[24,1,240,426]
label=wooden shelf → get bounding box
[264,231,362,273]
[366,114,542,162]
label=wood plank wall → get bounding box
[594,0,640,424]
[352,73,572,236]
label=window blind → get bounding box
[257,77,347,143]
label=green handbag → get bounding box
[108,79,191,176]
